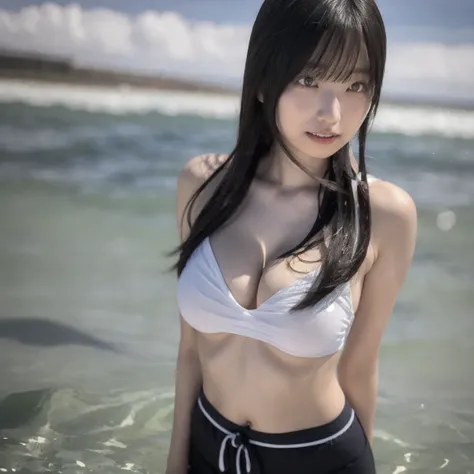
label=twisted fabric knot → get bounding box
[219,429,252,474]
[231,431,246,448]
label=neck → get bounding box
[256,144,360,192]
[257,145,330,191]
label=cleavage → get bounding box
[207,235,319,312]
[207,236,268,311]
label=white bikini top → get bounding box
[176,174,377,359]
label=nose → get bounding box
[315,91,340,125]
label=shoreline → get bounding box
[0,50,472,110]
[0,68,238,96]
[0,72,473,113]
[0,49,238,96]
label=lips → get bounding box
[305,131,339,145]
[307,131,339,138]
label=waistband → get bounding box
[197,387,355,474]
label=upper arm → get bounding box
[175,154,228,351]
[338,181,418,378]
[176,153,228,242]
[176,156,205,243]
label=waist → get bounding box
[201,375,346,433]
[198,333,345,431]
[197,385,354,445]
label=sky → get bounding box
[0,0,473,103]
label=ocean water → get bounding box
[0,79,473,474]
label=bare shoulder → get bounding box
[177,153,229,210]
[176,153,229,240]
[368,178,418,259]
[178,153,229,186]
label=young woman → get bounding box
[166,0,417,473]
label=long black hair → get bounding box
[169,0,386,312]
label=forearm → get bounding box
[339,373,378,444]
[166,349,203,474]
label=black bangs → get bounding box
[258,0,382,103]
[299,26,367,85]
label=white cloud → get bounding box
[0,3,249,81]
[0,3,473,100]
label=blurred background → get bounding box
[0,1,473,473]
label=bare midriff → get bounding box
[196,331,346,433]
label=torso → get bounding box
[179,154,376,433]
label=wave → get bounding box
[0,79,239,119]
[1,79,473,139]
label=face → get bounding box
[275,47,372,161]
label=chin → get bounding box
[296,138,346,160]
[300,146,340,160]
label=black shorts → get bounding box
[188,387,376,474]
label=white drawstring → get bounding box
[218,433,232,471]
[217,431,251,474]
[199,397,252,474]
[198,395,354,473]
[235,444,251,474]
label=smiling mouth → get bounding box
[307,132,339,138]
[305,132,340,145]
